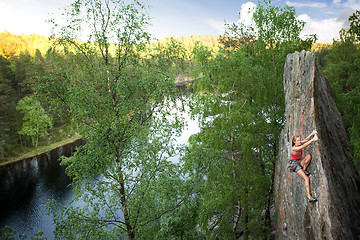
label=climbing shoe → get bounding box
[304,170,311,177]
[308,196,317,203]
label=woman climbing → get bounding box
[291,130,318,202]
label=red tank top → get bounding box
[291,149,302,160]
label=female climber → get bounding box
[291,130,318,202]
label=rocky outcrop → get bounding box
[274,51,360,239]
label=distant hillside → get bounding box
[0,31,50,58]
[153,35,221,52]
[0,31,331,60]
[0,32,221,59]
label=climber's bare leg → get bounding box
[297,169,311,199]
[301,154,311,171]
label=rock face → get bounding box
[274,51,360,239]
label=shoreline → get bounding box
[0,134,82,166]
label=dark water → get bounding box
[0,139,83,239]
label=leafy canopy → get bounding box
[16,95,53,147]
[35,0,196,239]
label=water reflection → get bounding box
[0,140,83,239]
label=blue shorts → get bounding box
[290,159,302,173]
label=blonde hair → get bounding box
[292,135,300,146]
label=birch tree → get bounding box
[36,0,190,239]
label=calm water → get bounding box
[0,109,199,239]
[0,144,78,239]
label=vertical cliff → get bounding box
[274,50,360,239]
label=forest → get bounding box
[0,0,360,239]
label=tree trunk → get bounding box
[243,188,249,240]
[233,201,241,239]
[117,161,135,240]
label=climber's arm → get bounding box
[301,130,317,144]
[294,134,318,151]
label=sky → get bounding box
[0,0,359,43]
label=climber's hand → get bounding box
[313,134,319,142]
[312,130,318,135]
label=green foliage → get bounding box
[253,0,305,44]
[314,43,332,70]
[7,1,360,239]
[252,0,316,69]
[184,1,315,239]
[149,37,187,76]
[0,226,48,240]
[0,29,221,162]
[348,10,360,42]
[188,45,276,240]
[0,46,53,160]
[0,56,15,159]
[16,95,53,147]
[219,21,256,52]
[153,35,220,58]
[34,0,199,239]
[11,51,34,95]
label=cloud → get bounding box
[336,9,356,28]
[206,2,256,34]
[286,1,327,8]
[333,0,360,15]
[342,0,360,9]
[239,2,256,26]
[206,18,225,33]
[322,0,360,34]
[298,14,344,42]
[204,0,354,43]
